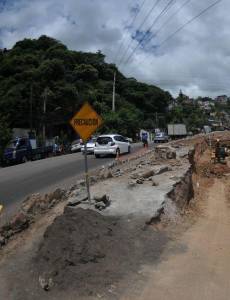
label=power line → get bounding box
[123,0,175,66]
[145,0,192,45]
[118,0,162,66]
[136,0,222,66]
[158,0,222,47]
[114,0,147,63]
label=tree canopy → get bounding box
[0,35,172,140]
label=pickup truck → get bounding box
[154,132,169,143]
[3,137,53,166]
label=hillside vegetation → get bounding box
[0,35,171,140]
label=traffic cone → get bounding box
[115,149,120,160]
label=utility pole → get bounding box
[30,84,33,135]
[155,112,158,128]
[42,88,47,145]
[112,71,116,112]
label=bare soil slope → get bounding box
[123,160,230,300]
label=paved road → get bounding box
[0,143,146,216]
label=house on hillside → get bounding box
[215,95,228,104]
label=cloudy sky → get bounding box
[0,0,228,97]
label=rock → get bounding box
[48,199,57,209]
[128,180,136,188]
[106,170,113,179]
[130,173,139,179]
[99,169,113,180]
[67,194,88,207]
[108,162,115,169]
[3,229,14,239]
[90,176,97,184]
[170,176,181,182]
[146,207,164,225]
[49,188,66,201]
[136,178,144,184]
[152,180,159,186]
[69,184,78,192]
[0,235,5,246]
[155,146,176,160]
[95,202,107,211]
[39,276,54,291]
[93,194,110,205]
[69,189,81,198]
[9,212,29,233]
[141,170,155,179]
[166,151,176,159]
[77,179,85,187]
[154,166,171,175]
[94,194,110,210]
[21,193,42,214]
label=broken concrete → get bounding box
[155,145,177,160]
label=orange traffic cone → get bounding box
[115,149,120,160]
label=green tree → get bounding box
[74,64,99,81]
[0,114,12,163]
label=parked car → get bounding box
[125,137,133,143]
[81,138,96,154]
[3,137,53,165]
[154,132,169,143]
[70,139,82,153]
[94,134,131,158]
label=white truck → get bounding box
[167,124,187,139]
[203,125,212,134]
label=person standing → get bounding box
[141,132,148,148]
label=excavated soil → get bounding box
[197,162,230,178]
[121,157,230,300]
[3,207,168,300]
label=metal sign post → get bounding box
[84,142,91,204]
[70,102,103,203]
[0,204,3,214]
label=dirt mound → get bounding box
[34,207,167,297]
[37,207,117,269]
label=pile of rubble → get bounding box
[155,145,177,160]
[68,193,111,211]
[0,188,67,248]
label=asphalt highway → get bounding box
[0,143,146,217]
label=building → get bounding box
[215,95,228,104]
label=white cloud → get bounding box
[0,0,228,98]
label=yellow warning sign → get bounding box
[70,102,103,142]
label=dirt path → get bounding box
[122,176,230,300]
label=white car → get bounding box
[94,134,131,158]
[70,139,82,153]
[81,138,96,154]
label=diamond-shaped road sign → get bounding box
[70,102,103,142]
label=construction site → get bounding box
[0,132,230,300]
